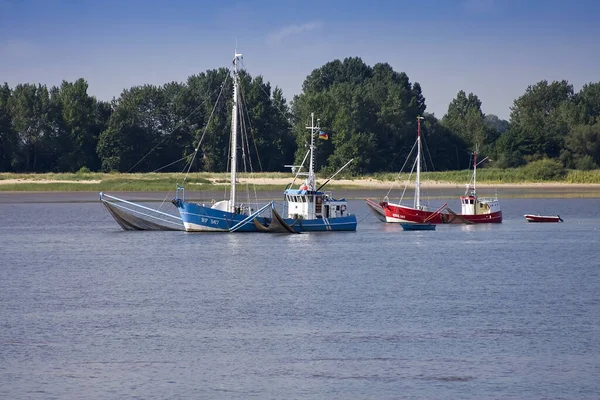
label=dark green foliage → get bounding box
[0,83,18,172]
[54,78,108,172]
[293,57,429,174]
[573,155,598,171]
[523,158,566,180]
[94,68,294,174]
[572,82,600,125]
[493,151,526,169]
[442,91,486,148]
[7,83,56,171]
[1,79,109,172]
[490,79,600,170]
[237,73,294,172]
[420,116,470,171]
[560,122,600,169]
[184,68,231,172]
[3,59,600,175]
[302,57,373,93]
[484,114,509,134]
[508,80,573,160]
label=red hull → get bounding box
[381,202,503,224]
[524,214,562,223]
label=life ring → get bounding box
[300,184,308,191]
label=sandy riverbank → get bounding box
[2,181,600,204]
[236,177,600,190]
[0,179,102,185]
[1,177,600,190]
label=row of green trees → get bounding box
[494,80,600,170]
[0,80,110,172]
[0,69,293,174]
[1,57,599,174]
[96,69,294,174]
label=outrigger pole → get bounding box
[316,158,354,191]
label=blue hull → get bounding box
[291,216,357,232]
[400,222,436,231]
[174,200,357,232]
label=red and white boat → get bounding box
[366,116,502,225]
[524,214,563,223]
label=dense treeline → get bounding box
[1,57,599,175]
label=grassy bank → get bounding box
[2,168,600,192]
[373,167,600,184]
[0,172,288,192]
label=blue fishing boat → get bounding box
[171,51,273,232]
[279,113,357,232]
[172,52,356,233]
[400,222,436,231]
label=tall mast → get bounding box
[472,146,478,196]
[306,112,317,190]
[230,50,242,212]
[466,145,485,197]
[415,116,424,209]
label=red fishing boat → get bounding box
[366,116,502,225]
[524,214,563,223]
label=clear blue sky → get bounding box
[1,0,599,119]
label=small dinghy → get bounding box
[400,222,436,231]
[524,214,563,223]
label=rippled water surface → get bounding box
[1,193,599,399]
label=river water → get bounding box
[1,191,599,399]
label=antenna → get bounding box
[234,40,243,63]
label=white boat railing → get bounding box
[99,192,183,231]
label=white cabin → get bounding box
[284,189,348,220]
[460,195,500,216]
